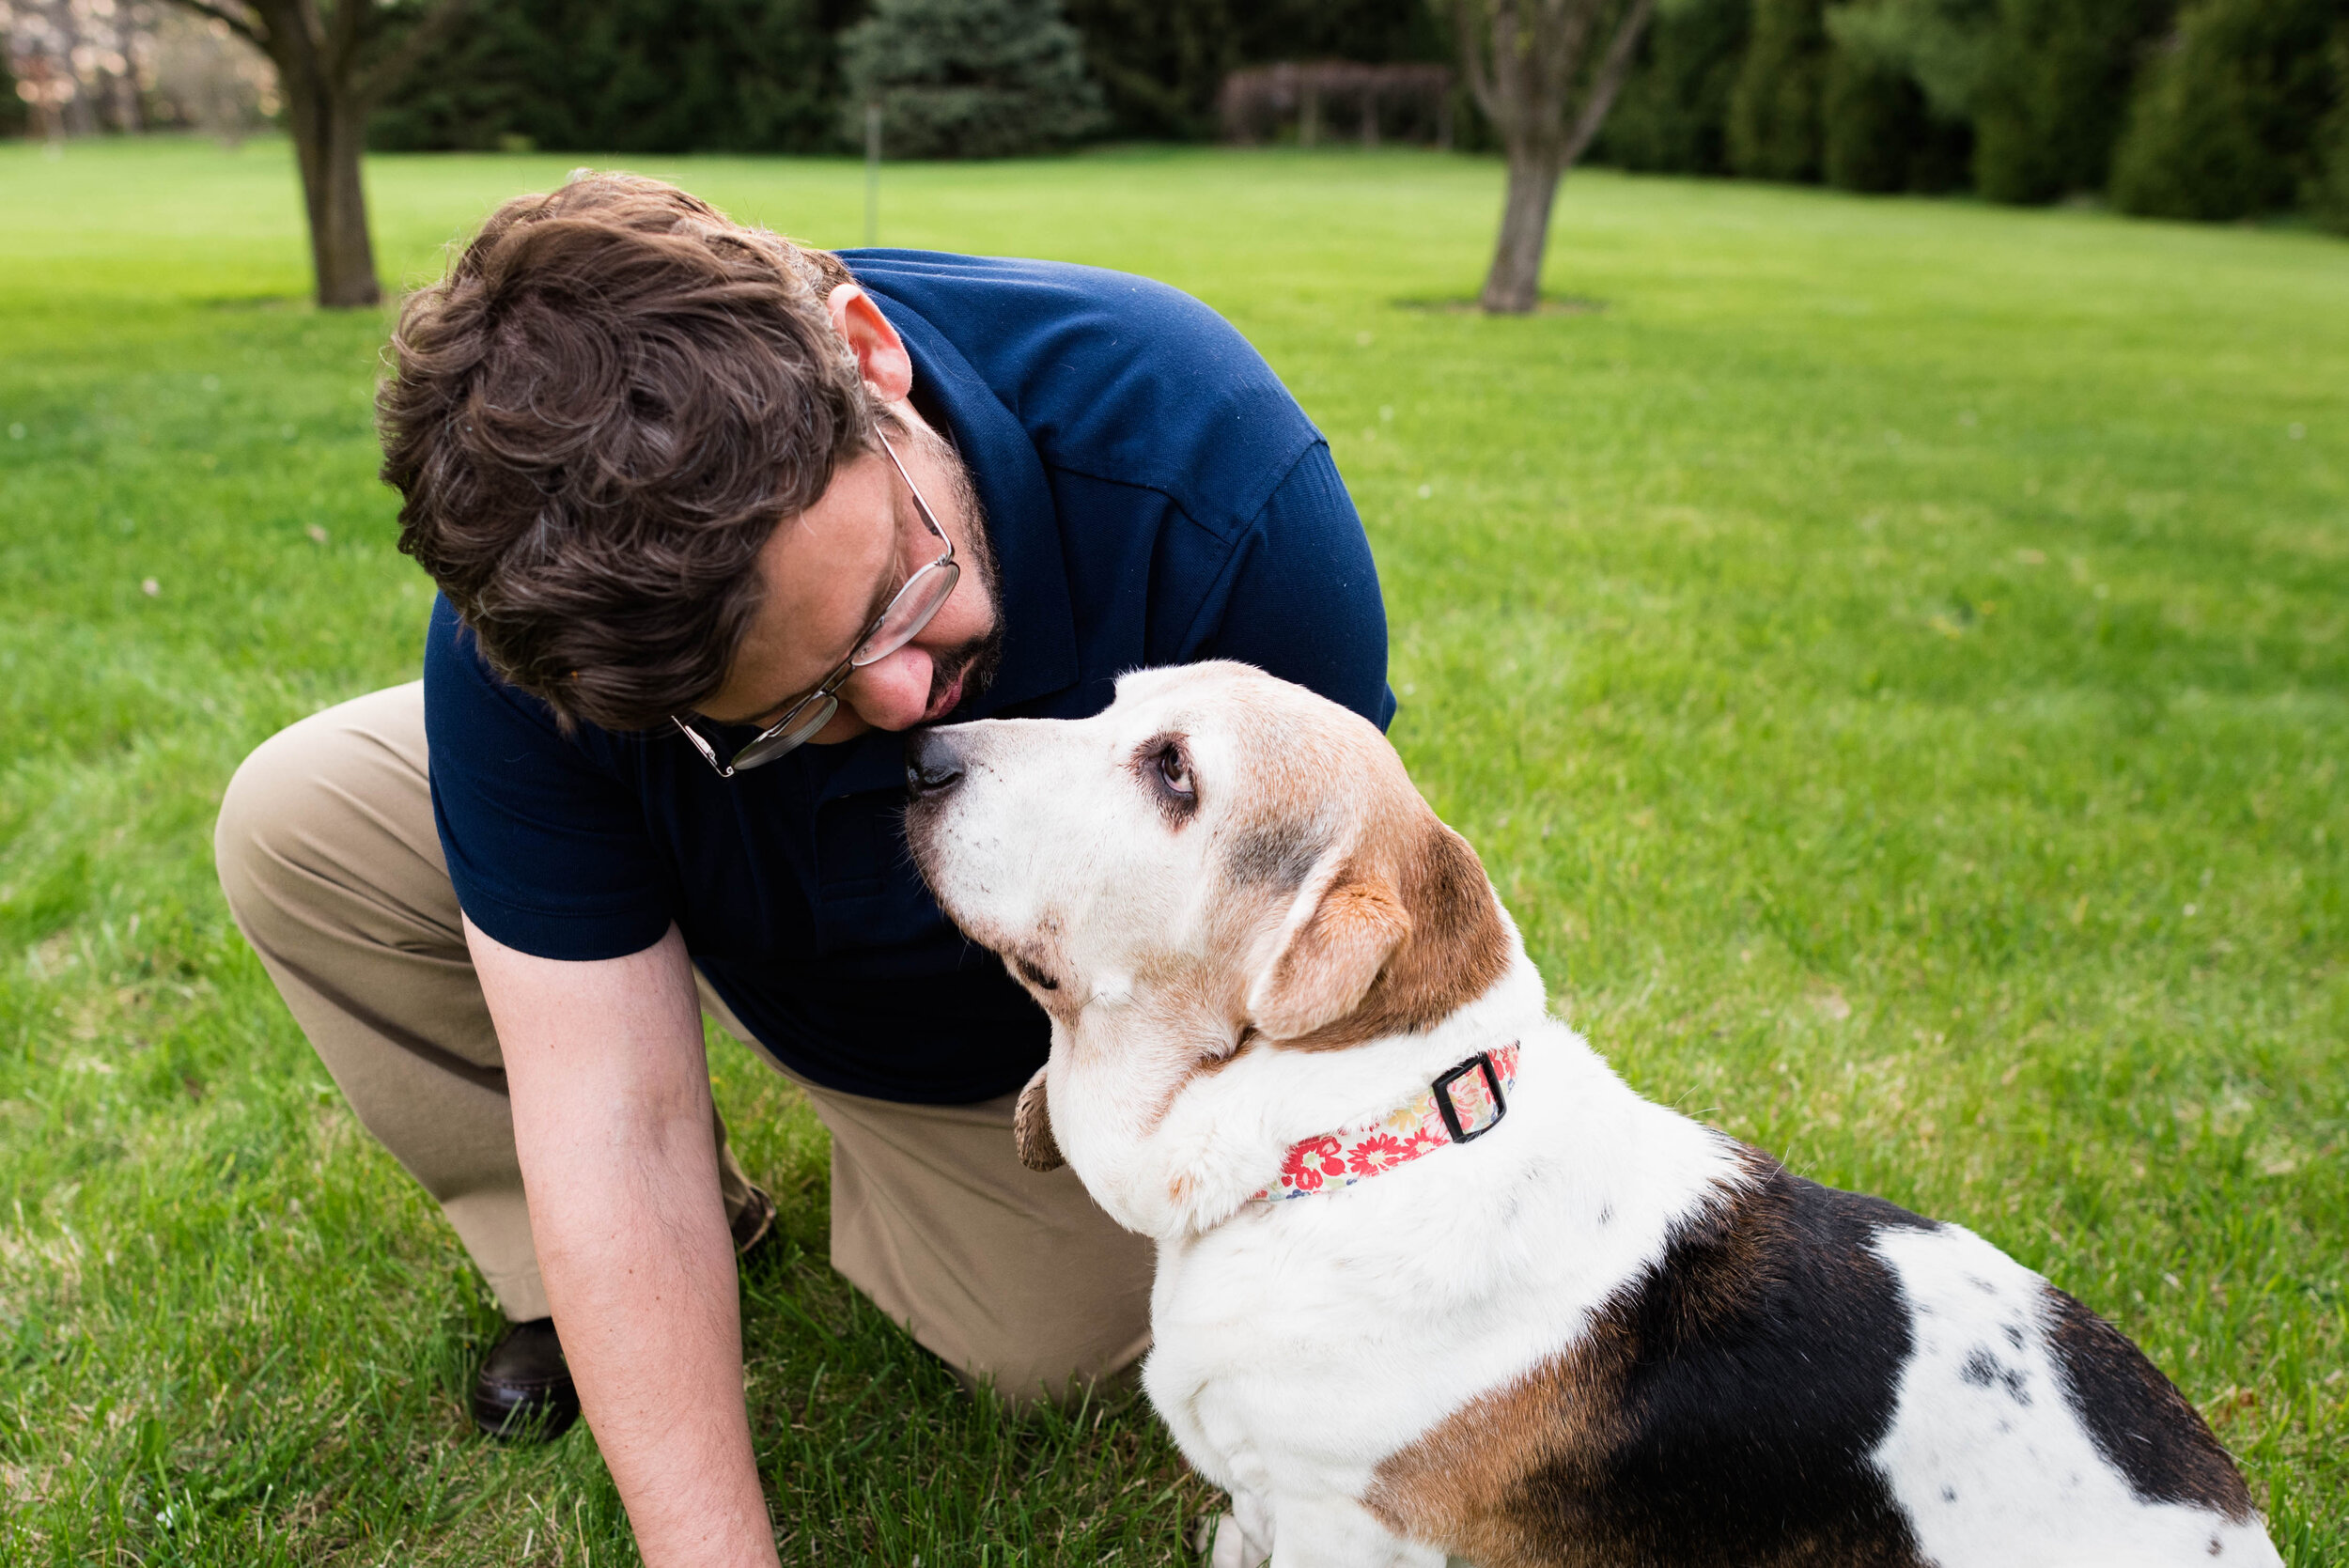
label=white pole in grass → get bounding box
[864,102,881,248]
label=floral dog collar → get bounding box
[1250,1044,1519,1203]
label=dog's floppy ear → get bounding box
[1013,1063,1064,1172]
[1245,860,1412,1042]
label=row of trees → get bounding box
[10,0,2341,312]
[20,0,2345,225]
[364,0,1448,153]
[1601,0,2349,226]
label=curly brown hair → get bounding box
[379,172,872,732]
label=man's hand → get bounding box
[469,918,778,1568]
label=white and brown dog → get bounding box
[903,662,2280,1568]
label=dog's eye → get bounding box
[1133,732,1199,824]
[1154,742,1194,800]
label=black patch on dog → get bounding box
[2041,1285,2255,1523]
[1519,1151,1937,1566]
[1225,823,1325,893]
[1960,1347,2031,1405]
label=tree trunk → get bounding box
[309,103,381,306]
[278,44,381,307]
[1480,144,1565,314]
[1455,0,1660,317]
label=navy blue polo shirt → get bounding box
[425,251,1392,1104]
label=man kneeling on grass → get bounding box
[212,173,1392,1560]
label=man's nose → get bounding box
[842,644,934,732]
[905,730,966,799]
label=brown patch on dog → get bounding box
[1365,1341,1619,1568]
[1366,1150,1934,1567]
[1267,815,1514,1051]
[1013,1064,1064,1172]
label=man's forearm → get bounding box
[472,919,778,1568]
[534,1114,771,1566]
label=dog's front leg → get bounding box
[1207,1490,1275,1568]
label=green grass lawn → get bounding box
[0,134,2342,1564]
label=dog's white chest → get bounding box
[1141,1109,1730,1506]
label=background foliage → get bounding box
[366,0,1451,155]
[2107,0,2349,223]
[0,51,23,138]
[6,0,2347,219]
[371,0,2349,223]
[368,0,848,154]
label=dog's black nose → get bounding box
[905,730,966,799]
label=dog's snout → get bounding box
[905,730,967,800]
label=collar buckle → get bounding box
[1431,1050,1508,1144]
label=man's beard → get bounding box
[906,421,1004,720]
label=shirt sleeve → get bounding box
[422,597,677,961]
[1187,442,1397,730]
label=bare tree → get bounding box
[1450,0,1658,314]
[156,0,470,306]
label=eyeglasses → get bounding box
[672,428,959,778]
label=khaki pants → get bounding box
[213,682,1151,1404]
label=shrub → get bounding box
[2312,44,2349,231]
[2109,0,2348,221]
[1827,0,1995,123]
[840,0,1107,159]
[1602,0,1752,175]
[1729,0,1830,179]
[1822,43,1971,191]
[369,0,840,154]
[1970,0,2174,202]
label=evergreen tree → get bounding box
[371,0,842,153]
[2109,0,2348,220]
[840,0,1107,159]
[2311,40,2349,232]
[1056,0,1237,139]
[1729,0,1830,180]
[1971,0,2172,202]
[1821,43,1968,190]
[1826,0,1995,120]
[1601,0,1751,175]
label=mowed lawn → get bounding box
[0,135,2343,1564]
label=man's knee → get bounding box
[213,684,439,952]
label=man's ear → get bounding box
[1245,861,1412,1042]
[1013,1063,1064,1172]
[826,283,912,403]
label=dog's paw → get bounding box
[1154,1114,1282,1234]
[1206,1511,1272,1568]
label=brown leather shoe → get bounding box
[471,1317,579,1441]
[471,1186,776,1442]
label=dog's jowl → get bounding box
[905,662,2280,1568]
